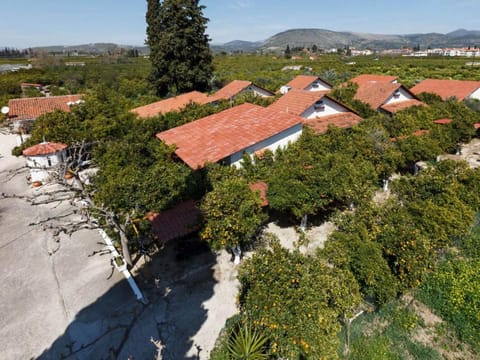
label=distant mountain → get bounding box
[262,28,480,51]
[211,40,262,53]
[30,43,149,55]
[446,29,480,38]
[212,28,480,53]
[26,28,480,56]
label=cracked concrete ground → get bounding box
[0,134,135,359]
[0,133,240,359]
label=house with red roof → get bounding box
[268,89,363,134]
[131,91,209,118]
[131,80,274,119]
[280,75,332,94]
[207,80,274,102]
[349,74,398,84]
[350,76,424,114]
[146,199,201,244]
[22,142,68,184]
[147,181,269,244]
[156,103,303,169]
[410,79,480,101]
[6,94,83,132]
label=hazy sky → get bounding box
[1,0,479,48]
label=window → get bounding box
[393,90,401,98]
[314,100,325,111]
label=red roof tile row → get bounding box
[285,75,332,90]
[433,118,453,125]
[147,182,268,244]
[410,79,480,101]
[146,199,200,244]
[305,112,363,134]
[131,91,208,118]
[131,80,274,118]
[207,80,254,102]
[349,74,424,113]
[249,181,269,207]
[349,74,398,84]
[8,94,82,121]
[22,142,68,156]
[156,103,303,169]
[353,82,403,109]
[380,99,426,114]
[268,89,329,116]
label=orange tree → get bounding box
[238,240,361,359]
[200,177,267,251]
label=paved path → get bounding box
[0,133,240,359]
[0,134,135,359]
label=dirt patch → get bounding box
[265,220,336,254]
[438,138,480,169]
[408,297,478,360]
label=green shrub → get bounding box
[418,258,480,352]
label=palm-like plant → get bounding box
[227,324,269,359]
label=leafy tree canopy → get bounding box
[146,0,213,96]
[238,239,361,359]
[200,177,267,250]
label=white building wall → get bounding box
[26,150,66,183]
[229,123,303,167]
[467,87,480,100]
[302,97,348,119]
[30,168,50,182]
[384,87,414,105]
[304,80,331,92]
[248,85,274,97]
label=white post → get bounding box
[98,228,148,304]
[300,215,307,232]
[232,244,242,265]
[383,179,389,192]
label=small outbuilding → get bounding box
[22,142,68,184]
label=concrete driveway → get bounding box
[0,133,239,359]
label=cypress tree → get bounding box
[145,0,213,97]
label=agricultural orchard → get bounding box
[2,52,480,358]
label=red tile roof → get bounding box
[131,91,209,118]
[349,74,398,84]
[22,142,68,156]
[268,89,329,116]
[249,181,269,207]
[207,80,273,102]
[410,79,480,101]
[433,118,453,125]
[354,82,403,109]
[8,94,83,121]
[131,80,273,118]
[391,129,430,142]
[305,112,363,134]
[146,199,200,244]
[412,129,430,136]
[156,103,303,169]
[285,75,332,90]
[380,99,426,114]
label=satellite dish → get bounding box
[1,106,9,114]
